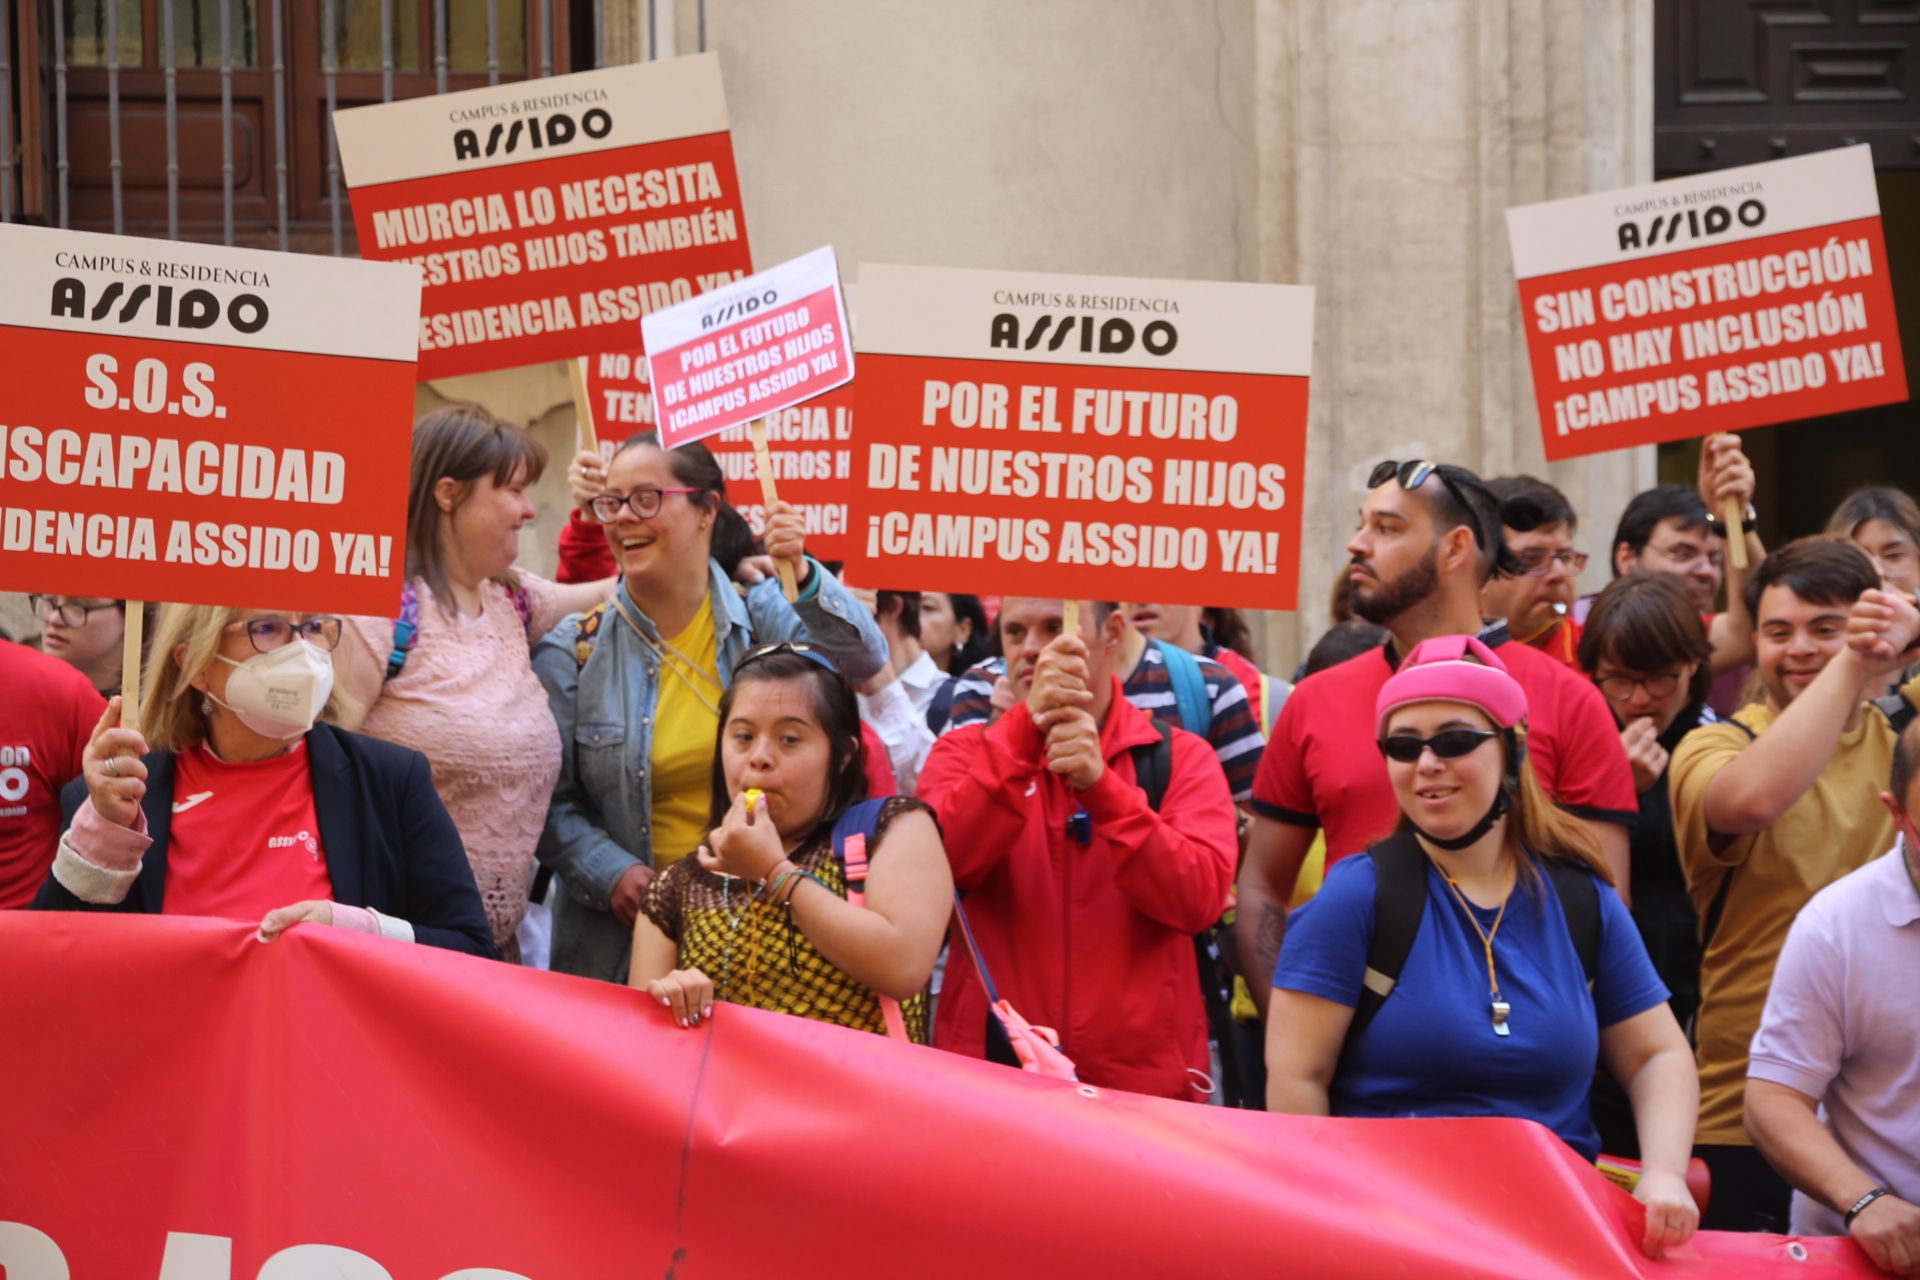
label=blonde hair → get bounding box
[1504,730,1614,887]
[138,603,350,752]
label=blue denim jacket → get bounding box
[533,556,886,983]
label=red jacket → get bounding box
[918,681,1237,1100]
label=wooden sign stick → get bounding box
[749,416,800,603]
[569,356,600,455]
[1711,434,1748,571]
[1062,600,1079,637]
[120,601,145,729]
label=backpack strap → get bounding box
[1256,673,1290,740]
[1695,711,1759,953]
[1871,691,1918,736]
[572,602,610,672]
[384,581,421,682]
[1343,829,1430,1051]
[1542,860,1601,991]
[1155,640,1213,737]
[832,798,909,1042]
[509,579,535,638]
[1128,720,1175,814]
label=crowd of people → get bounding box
[6,406,1919,1271]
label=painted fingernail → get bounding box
[679,1017,688,1028]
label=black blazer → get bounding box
[34,723,497,959]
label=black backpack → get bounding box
[1340,828,1601,1054]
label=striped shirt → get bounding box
[945,641,1265,802]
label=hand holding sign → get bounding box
[83,697,151,829]
[1697,434,1755,569]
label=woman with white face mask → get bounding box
[30,603,495,958]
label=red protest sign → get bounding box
[335,54,753,381]
[705,382,856,562]
[843,266,1313,610]
[583,347,658,439]
[0,225,420,615]
[644,245,853,449]
[1508,145,1907,462]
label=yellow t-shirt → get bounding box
[648,596,724,868]
[1668,677,1919,1145]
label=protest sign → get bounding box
[844,265,1313,610]
[0,224,420,617]
[0,912,1872,1279]
[1508,144,1907,463]
[643,244,854,449]
[335,53,753,380]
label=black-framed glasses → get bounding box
[224,615,344,654]
[30,595,119,628]
[1377,728,1501,763]
[734,640,840,678]
[1594,671,1682,702]
[1511,547,1589,576]
[589,486,700,523]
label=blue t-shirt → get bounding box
[1272,851,1668,1161]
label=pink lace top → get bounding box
[339,573,567,959]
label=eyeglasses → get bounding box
[1644,540,1723,573]
[1377,728,1501,763]
[589,486,700,523]
[734,640,840,678]
[1594,671,1683,701]
[1511,547,1589,576]
[30,595,120,628]
[224,615,344,654]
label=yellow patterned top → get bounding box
[639,795,932,1043]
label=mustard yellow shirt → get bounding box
[648,596,724,867]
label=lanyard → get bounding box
[1439,870,1513,1036]
[611,593,723,719]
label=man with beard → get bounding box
[1235,460,1637,1015]
[1669,539,1920,1233]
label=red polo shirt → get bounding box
[1251,624,1637,862]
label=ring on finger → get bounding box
[105,755,119,778]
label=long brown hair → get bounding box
[406,403,547,616]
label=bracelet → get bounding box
[1845,1187,1891,1227]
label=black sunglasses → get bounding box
[1368,459,1507,562]
[1377,728,1501,763]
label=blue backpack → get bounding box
[1153,639,1213,737]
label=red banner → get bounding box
[336,55,753,381]
[0,914,1874,1279]
[1508,146,1908,462]
[0,225,419,615]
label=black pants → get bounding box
[1697,1144,1793,1233]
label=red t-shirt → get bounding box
[0,640,104,907]
[163,743,334,919]
[1251,625,1638,863]
[1527,616,1584,672]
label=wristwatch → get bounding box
[1702,501,1759,531]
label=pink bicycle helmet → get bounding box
[1374,634,1528,737]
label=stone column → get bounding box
[1250,0,1654,675]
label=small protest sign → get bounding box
[843,265,1314,610]
[0,224,421,615]
[1508,145,1907,462]
[643,245,854,449]
[335,53,754,380]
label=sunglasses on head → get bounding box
[734,640,840,678]
[1368,459,1492,550]
[1377,727,1501,763]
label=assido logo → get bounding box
[989,313,1178,357]
[1617,199,1765,252]
[51,280,268,333]
[454,108,612,160]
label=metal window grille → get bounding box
[1,0,703,251]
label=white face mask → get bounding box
[205,641,335,740]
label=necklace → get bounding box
[1439,868,1513,1036]
[716,873,761,1000]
